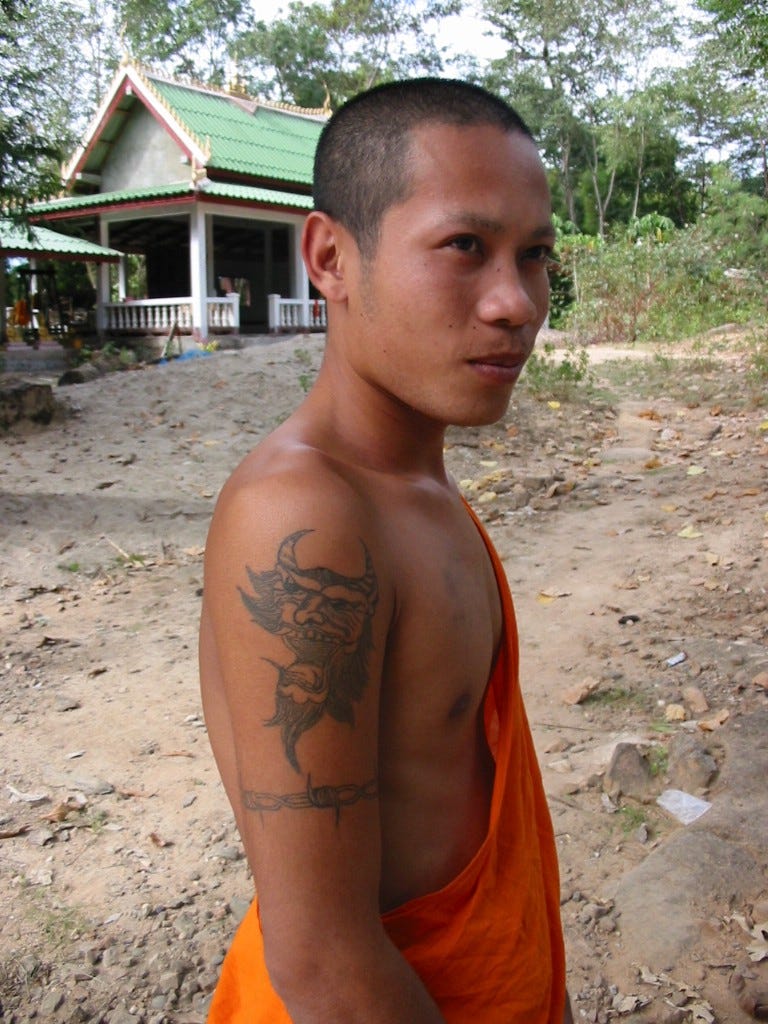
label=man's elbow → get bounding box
[262,919,373,1014]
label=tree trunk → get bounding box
[631,126,646,220]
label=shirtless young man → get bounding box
[199,78,571,1023]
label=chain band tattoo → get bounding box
[242,776,378,824]
[239,530,379,772]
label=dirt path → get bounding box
[1,335,766,1023]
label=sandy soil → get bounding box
[1,331,766,1023]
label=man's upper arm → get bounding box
[203,470,389,972]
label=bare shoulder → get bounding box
[206,434,387,577]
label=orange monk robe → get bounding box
[207,504,567,1023]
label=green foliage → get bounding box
[561,203,767,345]
[117,0,250,84]
[0,0,82,214]
[647,746,668,778]
[236,0,456,108]
[618,804,647,834]
[522,341,592,402]
[695,0,768,77]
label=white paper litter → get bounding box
[656,788,712,824]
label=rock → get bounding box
[105,1004,141,1024]
[730,969,768,1021]
[0,378,55,427]
[55,695,82,712]
[39,989,65,1015]
[73,776,115,796]
[27,827,55,846]
[228,895,252,923]
[509,483,530,509]
[58,363,102,385]
[604,742,655,801]
[614,830,764,969]
[173,912,198,940]
[210,842,241,862]
[682,685,709,715]
[667,733,717,792]
[562,676,600,706]
[664,703,687,722]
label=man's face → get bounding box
[341,121,554,429]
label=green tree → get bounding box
[236,0,458,109]
[696,0,768,75]
[116,0,251,85]
[480,0,679,234]
[0,0,85,216]
[683,8,768,199]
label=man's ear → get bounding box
[301,211,353,302]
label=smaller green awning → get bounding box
[0,219,122,261]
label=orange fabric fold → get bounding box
[207,504,566,1023]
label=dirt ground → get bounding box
[1,330,766,1024]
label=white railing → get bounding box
[267,294,327,333]
[105,294,239,333]
[106,297,192,333]
[206,294,239,330]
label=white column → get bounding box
[97,219,110,334]
[189,205,208,338]
[205,212,215,296]
[292,221,310,327]
[117,256,128,300]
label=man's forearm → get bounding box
[266,928,446,1024]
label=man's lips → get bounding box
[470,352,527,366]
[467,351,530,381]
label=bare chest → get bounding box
[378,502,502,734]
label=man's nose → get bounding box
[476,263,543,325]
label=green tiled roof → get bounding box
[32,181,314,216]
[0,218,122,260]
[149,78,324,184]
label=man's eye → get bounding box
[525,245,554,264]
[450,235,482,254]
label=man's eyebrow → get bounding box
[443,212,505,234]
[531,223,557,242]
[439,213,557,241]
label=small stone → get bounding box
[73,776,115,796]
[509,483,530,509]
[210,843,241,862]
[604,743,655,801]
[562,676,600,706]
[39,989,65,1015]
[158,969,182,994]
[27,827,55,846]
[173,912,198,940]
[682,685,709,714]
[105,1004,140,1024]
[102,946,122,969]
[667,733,717,792]
[228,895,252,923]
[665,703,687,722]
[55,695,82,712]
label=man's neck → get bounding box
[295,360,451,483]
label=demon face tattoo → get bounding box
[239,530,379,772]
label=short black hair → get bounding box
[313,78,533,259]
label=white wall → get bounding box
[101,106,188,192]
